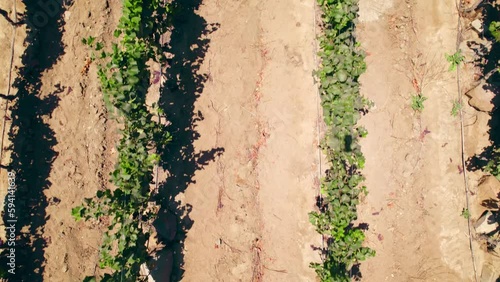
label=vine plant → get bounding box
[72,0,172,281]
[310,0,375,281]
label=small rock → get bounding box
[474,210,498,234]
[471,19,483,34]
[466,83,495,112]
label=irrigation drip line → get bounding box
[454,1,478,281]
[153,1,165,197]
[311,0,326,262]
[0,0,17,169]
[143,0,167,265]
[154,12,166,197]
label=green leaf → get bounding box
[127,75,140,85]
[489,21,500,41]
[131,16,141,24]
[96,190,105,198]
[127,66,140,76]
[87,36,96,46]
[96,42,104,51]
[121,173,132,181]
[71,206,85,221]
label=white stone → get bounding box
[471,19,483,34]
[474,210,498,234]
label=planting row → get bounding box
[72,0,172,281]
[309,0,375,281]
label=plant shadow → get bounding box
[466,2,500,172]
[0,0,67,280]
[151,1,221,281]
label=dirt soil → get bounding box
[357,0,496,281]
[39,2,121,281]
[0,0,499,281]
[176,0,321,281]
[0,0,121,281]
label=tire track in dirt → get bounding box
[180,0,320,281]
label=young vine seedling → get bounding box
[461,208,471,219]
[446,50,465,71]
[451,100,461,117]
[411,93,427,112]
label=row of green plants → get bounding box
[309,0,375,281]
[72,0,172,281]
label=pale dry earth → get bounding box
[358,0,495,281]
[180,0,321,281]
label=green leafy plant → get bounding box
[451,100,462,117]
[73,1,173,281]
[489,21,500,41]
[311,0,375,280]
[446,50,465,71]
[70,206,85,221]
[461,208,471,219]
[81,36,96,47]
[411,93,427,112]
[485,148,500,180]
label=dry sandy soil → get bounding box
[0,0,498,281]
[0,0,121,280]
[358,0,499,281]
[176,0,321,281]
